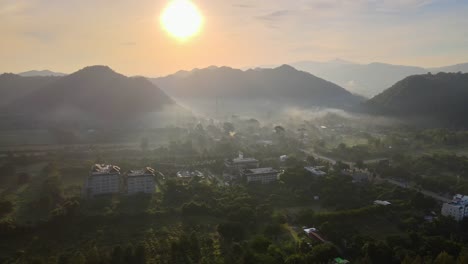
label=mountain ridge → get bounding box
[3,65,176,128]
[152,64,364,116]
[364,72,468,127]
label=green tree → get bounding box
[433,251,455,264]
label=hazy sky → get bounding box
[1,0,468,76]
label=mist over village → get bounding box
[1,1,468,263]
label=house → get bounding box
[441,194,468,221]
[280,155,288,162]
[342,169,371,183]
[374,200,391,206]
[242,167,279,184]
[126,167,156,195]
[83,164,121,197]
[304,166,326,177]
[224,153,259,180]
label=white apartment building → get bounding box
[224,153,259,180]
[441,194,468,221]
[127,167,156,195]
[83,164,121,197]
[243,167,279,184]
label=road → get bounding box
[384,178,452,203]
[301,148,452,203]
[300,149,387,166]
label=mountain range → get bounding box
[365,72,468,127]
[0,74,61,106]
[286,60,468,97]
[152,65,364,117]
[1,66,176,128]
[18,70,66,77]
[3,63,468,128]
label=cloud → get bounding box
[256,10,290,21]
[232,3,255,8]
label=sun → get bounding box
[161,0,203,40]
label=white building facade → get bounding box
[441,194,468,221]
[224,153,259,180]
[83,164,121,197]
[127,167,156,195]
[243,167,279,184]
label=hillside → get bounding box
[365,72,468,126]
[153,65,363,116]
[0,74,60,106]
[6,66,176,126]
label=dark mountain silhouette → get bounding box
[152,65,363,116]
[6,66,176,126]
[365,72,468,126]
[0,73,60,106]
[18,70,66,77]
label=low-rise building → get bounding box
[374,200,391,206]
[342,169,371,183]
[83,164,121,197]
[243,167,279,184]
[304,166,326,177]
[127,167,156,195]
[441,194,468,221]
[224,153,259,180]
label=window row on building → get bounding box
[83,164,156,197]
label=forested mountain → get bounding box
[0,74,60,106]
[4,66,176,127]
[153,65,364,116]
[365,72,468,126]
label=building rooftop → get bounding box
[374,200,391,206]
[227,153,259,164]
[90,164,120,175]
[304,166,326,176]
[244,167,278,175]
[127,167,155,177]
[177,170,204,178]
[232,157,259,163]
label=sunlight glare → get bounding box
[161,0,203,40]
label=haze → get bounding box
[1,0,468,76]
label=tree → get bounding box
[309,243,339,263]
[274,126,285,135]
[134,244,147,264]
[355,160,365,170]
[111,246,124,264]
[433,251,455,264]
[189,232,201,263]
[223,122,235,134]
[17,172,31,185]
[0,199,13,218]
